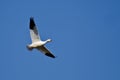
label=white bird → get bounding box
[27,17,55,58]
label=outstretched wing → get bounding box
[29,17,41,42]
[37,46,55,58]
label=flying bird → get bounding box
[27,17,55,58]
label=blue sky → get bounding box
[0,0,120,80]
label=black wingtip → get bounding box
[45,53,56,58]
[30,17,36,29]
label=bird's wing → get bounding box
[29,17,41,43]
[37,46,55,58]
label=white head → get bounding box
[46,39,52,43]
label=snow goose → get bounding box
[27,17,55,58]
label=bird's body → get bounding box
[28,41,45,48]
[27,17,55,58]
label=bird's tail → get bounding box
[26,45,33,51]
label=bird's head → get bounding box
[46,39,52,43]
